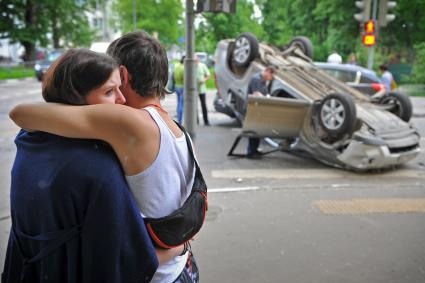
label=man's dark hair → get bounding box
[379,64,388,71]
[265,66,276,73]
[42,49,118,105]
[107,31,169,98]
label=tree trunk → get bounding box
[23,0,37,61]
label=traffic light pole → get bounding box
[367,0,378,69]
[184,0,197,139]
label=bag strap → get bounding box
[174,122,205,183]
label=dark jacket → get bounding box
[2,130,158,283]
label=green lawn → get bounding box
[0,66,34,80]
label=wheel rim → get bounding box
[292,41,305,53]
[234,37,251,64]
[321,98,345,130]
[381,96,401,116]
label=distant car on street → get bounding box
[314,62,384,96]
[34,49,64,81]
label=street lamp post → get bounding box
[184,0,197,139]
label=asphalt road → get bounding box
[1,78,425,282]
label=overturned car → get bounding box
[214,33,421,171]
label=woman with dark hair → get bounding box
[10,31,202,283]
[2,48,161,282]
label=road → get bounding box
[1,78,425,282]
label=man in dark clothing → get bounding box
[2,130,158,283]
[246,67,275,157]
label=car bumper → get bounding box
[337,133,421,170]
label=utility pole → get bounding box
[132,0,137,31]
[367,0,378,69]
[184,0,197,139]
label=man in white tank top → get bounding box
[107,32,200,282]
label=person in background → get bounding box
[246,66,275,158]
[196,55,211,126]
[379,64,396,93]
[327,50,342,64]
[347,53,357,65]
[173,56,185,124]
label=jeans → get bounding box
[175,87,184,124]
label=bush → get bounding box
[411,42,425,84]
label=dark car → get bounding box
[34,49,64,81]
[314,62,385,97]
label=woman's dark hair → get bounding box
[42,48,119,105]
[107,31,170,98]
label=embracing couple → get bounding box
[2,31,202,283]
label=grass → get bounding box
[0,66,34,80]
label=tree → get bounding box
[0,0,94,61]
[114,0,184,46]
[196,0,264,53]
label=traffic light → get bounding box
[362,34,376,47]
[378,0,396,27]
[354,0,372,22]
[196,0,237,13]
[362,20,376,47]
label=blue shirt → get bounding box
[2,130,158,283]
[247,73,268,95]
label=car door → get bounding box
[242,95,310,138]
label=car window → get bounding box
[47,51,63,61]
[322,69,356,82]
[359,74,380,83]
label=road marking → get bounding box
[209,186,260,193]
[211,169,425,180]
[314,198,425,215]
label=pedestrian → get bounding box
[3,49,159,282]
[10,31,203,283]
[246,66,275,158]
[196,54,211,126]
[347,53,357,65]
[327,50,342,64]
[379,64,396,93]
[174,56,185,124]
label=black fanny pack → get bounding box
[144,123,208,249]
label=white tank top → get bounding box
[125,107,195,283]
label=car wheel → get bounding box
[379,91,412,122]
[232,33,259,68]
[289,36,314,59]
[318,94,357,138]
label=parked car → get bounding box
[315,62,412,122]
[214,33,420,171]
[315,63,383,96]
[34,49,64,81]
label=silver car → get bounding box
[214,33,420,171]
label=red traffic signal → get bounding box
[365,20,375,33]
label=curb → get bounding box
[0,77,35,84]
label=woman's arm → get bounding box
[9,102,146,144]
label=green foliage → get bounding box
[411,42,425,84]
[114,0,183,46]
[1,0,95,60]
[196,0,264,53]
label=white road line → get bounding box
[211,169,425,179]
[209,186,260,193]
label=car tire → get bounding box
[379,91,412,122]
[232,33,259,68]
[289,36,314,59]
[318,94,357,138]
